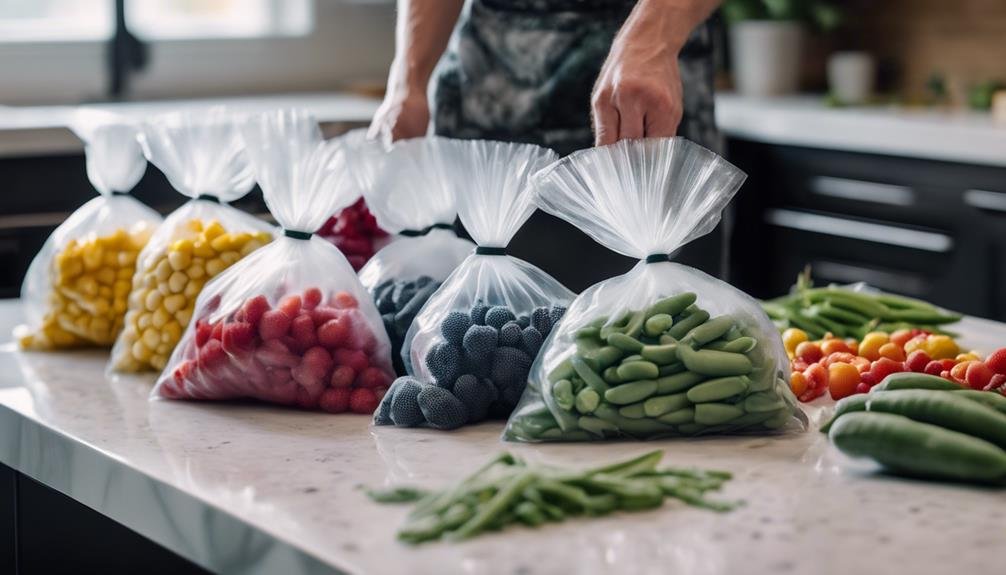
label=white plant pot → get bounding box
[828,51,876,105]
[730,21,802,97]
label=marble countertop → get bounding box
[1,298,1005,575]
[715,94,1006,167]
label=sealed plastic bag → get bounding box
[153,109,394,413]
[356,136,477,375]
[504,138,805,442]
[110,108,274,373]
[17,110,163,350]
[316,130,390,270]
[373,139,574,430]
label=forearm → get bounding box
[388,0,465,93]
[622,0,720,52]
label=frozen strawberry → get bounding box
[195,320,212,347]
[332,291,358,310]
[867,358,904,385]
[334,348,369,373]
[267,367,291,385]
[173,360,196,386]
[221,321,255,354]
[296,386,319,410]
[278,295,302,318]
[985,348,1006,375]
[256,339,300,368]
[346,254,367,270]
[985,373,1006,392]
[292,364,324,390]
[319,387,351,413]
[302,346,334,379]
[854,382,870,395]
[317,317,350,348]
[211,321,224,341]
[965,362,994,390]
[242,295,270,327]
[349,387,379,414]
[197,339,226,369]
[335,237,371,256]
[271,381,300,405]
[303,287,322,311]
[905,350,932,373]
[290,314,318,349]
[310,306,341,327]
[259,310,292,340]
[859,371,877,387]
[330,365,356,388]
[357,366,391,389]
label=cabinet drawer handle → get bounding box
[765,209,953,253]
[811,260,927,296]
[810,176,915,206]
[964,189,1006,213]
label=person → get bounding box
[369,0,726,291]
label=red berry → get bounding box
[804,363,829,391]
[296,386,319,409]
[984,373,1006,392]
[332,291,358,310]
[795,342,823,364]
[256,339,299,368]
[854,382,871,394]
[301,346,334,379]
[868,358,904,385]
[173,360,195,386]
[965,362,994,390]
[241,295,270,327]
[317,318,350,348]
[923,360,945,376]
[334,348,369,373]
[303,287,322,311]
[221,321,255,353]
[319,387,351,413]
[940,369,953,380]
[346,255,367,270]
[349,388,379,414]
[259,310,292,340]
[330,365,356,388]
[859,371,877,386]
[986,348,1006,375]
[195,320,212,347]
[267,367,291,385]
[357,366,391,389]
[290,314,318,349]
[310,306,341,326]
[210,321,224,341]
[197,339,226,369]
[905,350,932,373]
[278,295,302,318]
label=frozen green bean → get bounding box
[678,344,753,377]
[641,344,678,364]
[605,379,659,405]
[576,388,601,414]
[656,370,706,394]
[685,316,735,345]
[647,292,697,318]
[644,313,674,337]
[607,332,644,352]
[666,309,711,340]
[694,403,745,425]
[616,360,659,381]
[686,376,750,403]
[643,393,690,417]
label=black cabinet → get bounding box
[728,140,1006,320]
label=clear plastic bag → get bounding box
[17,109,162,350]
[373,139,575,430]
[109,107,275,373]
[153,109,395,413]
[504,138,806,442]
[356,136,477,375]
[316,130,391,270]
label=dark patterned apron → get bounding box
[432,0,728,289]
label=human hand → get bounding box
[367,87,430,146]
[591,0,693,146]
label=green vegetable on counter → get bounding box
[367,450,739,544]
[762,268,961,340]
[823,379,1006,485]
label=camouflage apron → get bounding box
[432,0,727,289]
[432,0,720,155]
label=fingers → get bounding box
[592,95,620,147]
[617,99,645,141]
[643,100,682,139]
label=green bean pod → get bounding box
[572,356,611,395]
[640,344,678,364]
[646,292,697,318]
[605,379,659,405]
[871,372,963,392]
[643,392,691,417]
[694,403,746,425]
[656,370,706,394]
[644,314,674,337]
[666,309,711,340]
[686,376,750,403]
[616,361,659,381]
[607,332,644,353]
[829,412,1006,484]
[678,344,753,377]
[684,316,735,345]
[657,407,695,424]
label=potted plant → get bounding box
[724,0,843,96]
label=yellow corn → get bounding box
[112,219,271,372]
[19,225,154,350]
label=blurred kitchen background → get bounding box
[1,0,1005,319]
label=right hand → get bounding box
[367,88,430,146]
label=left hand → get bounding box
[591,1,687,146]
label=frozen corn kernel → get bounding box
[112,219,272,372]
[20,225,153,350]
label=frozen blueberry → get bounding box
[521,326,544,357]
[373,378,399,425]
[413,275,434,288]
[531,307,552,335]
[548,305,567,329]
[470,302,489,326]
[490,346,532,390]
[392,282,416,308]
[441,311,472,346]
[425,342,462,388]
[452,374,497,423]
[462,324,498,363]
[394,282,438,333]
[485,306,516,330]
[516,315,530,329]
[499,380,526,410]
[390,377,426,427]
[500,322,522,347]
[417,386,469,430]
[376,287,396,314]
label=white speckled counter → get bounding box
[1,299,1005,575]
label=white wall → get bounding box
[0,1,396,105]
